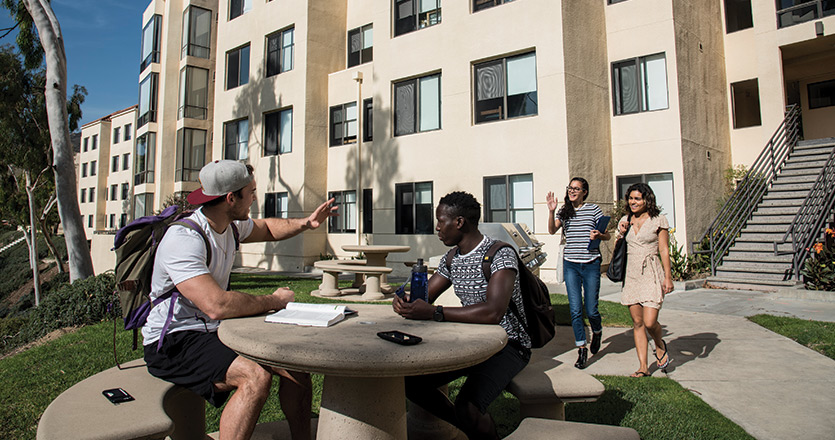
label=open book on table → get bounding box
[265,303,354,327]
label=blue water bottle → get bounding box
[410,258,428,303]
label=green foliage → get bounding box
[801,229,835,291]
[689,236,712,275]
[158,192,197,214]
[748,314,835,360]
[606,199,629,232]
[0,234,53,308]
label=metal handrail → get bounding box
[774,146,835,279]
[692,105,800,275]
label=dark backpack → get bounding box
[445,241,556,348]
[111,205,239,366]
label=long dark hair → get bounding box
[557,177,589,221]
[624,183,661,217]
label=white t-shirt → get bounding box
[142,208,254,346]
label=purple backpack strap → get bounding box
[155,290,179,351]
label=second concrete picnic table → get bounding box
[342,244,411,293]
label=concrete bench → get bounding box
[504,417,640,439]
[208,420,319,440]
[312,260,392,300]
[37,359,205,440]
[506,360,605,421]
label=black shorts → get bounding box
[144,330,239,408]
[405,340,531,414]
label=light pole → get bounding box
[352,71,364,245]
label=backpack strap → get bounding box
[171,218,213,266]
[444,247,457,273]
[480,241,527,325]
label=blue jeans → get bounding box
[564,259,602,346]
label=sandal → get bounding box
[630,371,650,378]
[655,339,670,370]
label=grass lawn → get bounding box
[0,273,751,439]
[748,314,835,360]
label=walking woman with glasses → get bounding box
[546,177,609,369]
[617,183,674,378]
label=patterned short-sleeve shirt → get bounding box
[437,237,531,348]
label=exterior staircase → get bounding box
[0,234,26,255]
[708,138,835,290]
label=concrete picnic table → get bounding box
[341,245,411,292]
[218,304,507,440]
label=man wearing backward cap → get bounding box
[142,160,336,440]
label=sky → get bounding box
[0,0,149,127]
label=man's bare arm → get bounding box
[244,198,337,243]
[175,274,293,320]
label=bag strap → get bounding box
[171,218,213,266]
[480,241,527,324]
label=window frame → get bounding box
[330,102,358,146]
[473,0,514,13]
[264,192,289,218]
[81,162,88,178]
[112,155,119,172]
[483,173,534,227]
[179,65,210,120]
[266,27,294,77]
[363,98,373,142]
[113,127,120,144]
[92,135,98,150]
[182,5,212,59]
[393,73,442,136]
[134,132,156,185]
[110,184,118,201]
[138,73,159,127]
[121,183,130,200]
[347,24,373,68]
[224,118,250,161]
[473,51,538,124]
[611,52,669,116]
[395,181,434,235]
[133,193,154,221]
[90,160,97,176]
[226,44,251,90]
[394,0,441,37]
[176,128,207,182]
[83,137,88,152]
[122,153,130,171]
[140,15,162,71]
[730,78,762,128]
[617,172,676,228]
[80,188,86,203]
[328,190,357,233]
[808,78,835,109]
[124,124,132,141]
[264,107,293,155]
[229,0,252,20]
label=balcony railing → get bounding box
[777,1,835,28]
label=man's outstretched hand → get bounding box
[305,197,338,230]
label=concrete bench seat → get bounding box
[312,260,392,300]
[504,417,640,439]
[506,361,605,420]
[208,420,319,440]
[37,359,205,440]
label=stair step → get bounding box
[777,168,824,178]
[725,251,794,263]
[762,190,814,199]
[719,260,793,271]
[715,268,792,281]
[743,224,790,233]
[737,232,786,241]
[706,276,799,290]
[772,174,819,185]
[748,214,796,224]
[785,155,832,166]
[788,149,833,160]
[782,159,827,170]
[729,242,794,252]
[796,137,835,148]
[754,207,800,217]
[758,198,802,208]
[768,182,815,192]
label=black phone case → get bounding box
[102,388,135,404]
[377,330,422,345]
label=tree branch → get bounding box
[0,20,20,39]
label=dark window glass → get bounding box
[474,52,537,123]
[395,182,433,234]
[179,66,209,120]
[347,24,372,68]
[483,174,534,227]
[176,128,206,182]
[264,192,288,218]
[134,132,156,185]
[264,108,293,155]
[394,74,441,136]
[182,6,212,59]
[225,119,249,160]
[363,188,373,234]
[330,103,357,146]
[724,0,753,33]
[808,79,835,109]
[112,156,119,172]
[473,0,514,13]
[230,0,251,20]
[328,190,357,233]
[138,73,158,127]
[731,79,762,128]
[140,15,161,71]
[363,98,373,142]
[123,153,130,171]
[394,0,441,37]
[267,28,294,77]
[226,45,250,90]
[612,53,668,116]
[121,183,130,200]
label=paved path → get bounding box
[550,280,835,440]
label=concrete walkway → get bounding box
[547,279,835,440]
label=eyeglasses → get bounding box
[566,186,584,193]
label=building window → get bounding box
[264,108,293,155]
[81,162,87,178]
[264,192,289,218]
[225,118,249,160]
[330,102,357,146]
[140,15,161,71]
[229,0,252,20]
[612,53,668,116]
[134,132,156,185]
[394,73,441,136]
[347,24,372,68]
[473,0,514,12]
[179,66,209,119]
[122,153,130,170]
[474,51,538,124]
[394,0,441,37]
[617,173,676,228]
[363,98,373,142]
[182,6,212,59]
[808,79,835,109]
[725,0,753,33]
[92,134,98,150]
[124,124,132,141]
[176,128,206,182]
[777,0,834,28]
[80,188,86,203]
[484,173,534,226]
[83,137,88,152]
[266,27,294,77]
[226,44,250,90]
[109,214,116,229]
[111,156,118,172]
[138,73,158,127]
[88,187,96,203]
[328,190,357,233]
[121,183,130,200]
[88,215,93,228]
[120,213,127,228]
[113,127,120,144]
[395,182,433,234]
[608,0,630,4]
[731,79,762,128]
[90,161,97,176]
[110,184,118,201]
[363,188,373,234]
[133,193,154,220]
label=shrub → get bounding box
[668,229,689,281]
[802,229,835,291]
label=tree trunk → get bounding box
[25,172,41,306]
[39,194,64,274]
[22,0,93,282]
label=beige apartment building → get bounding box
[81,0,835,280]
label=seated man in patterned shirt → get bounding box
[393,191,531,440]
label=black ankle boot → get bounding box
[574,347,588,369]
[590,331,602,355]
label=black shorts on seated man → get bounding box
[142,160,337,440]
[393,191,531,440]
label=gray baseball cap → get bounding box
[187,160,254,205]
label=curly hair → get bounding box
[438,191,481,226]
[557,177,589,221]
[624,183,661,218]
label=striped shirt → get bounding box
[560,203,604,263]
